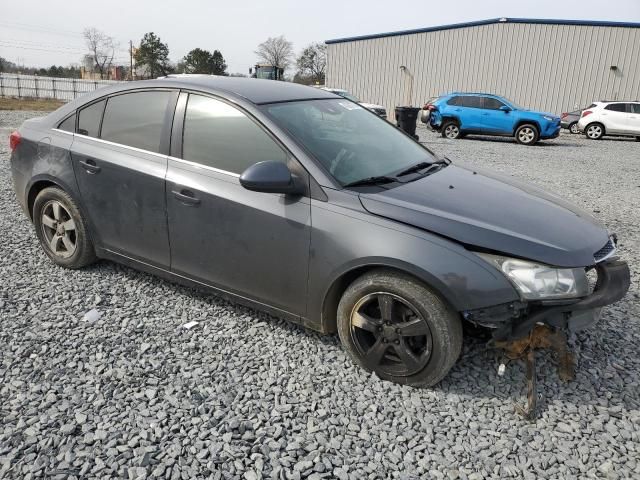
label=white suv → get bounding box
[578,101,640,140]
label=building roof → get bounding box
[325,17,640,44]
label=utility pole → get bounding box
[129,40,134,81]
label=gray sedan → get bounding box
[9,76,629,387]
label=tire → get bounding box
[337,269,463,387]
[441,121,461,139]
[569,122,579,134]
[515,124,539,145]
[585,123,604,140]
[32,186,96,269]
[635,136,640,142]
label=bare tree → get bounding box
[254,36,294,72]
[83,27,116,79]
[296,42,327,84]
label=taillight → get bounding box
[422,103,436,111]
[581,110,593,118]
[9,131,21,152]
[561,112,568,119]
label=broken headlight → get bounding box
[477,253,589,300]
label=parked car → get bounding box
[560,109,584,133]
[577,101,640,140]
[319,87,387,118]
[10,77,629,387]
[422,92,561,145]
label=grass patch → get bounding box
[0,97,66,111]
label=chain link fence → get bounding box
[0,73,124,102]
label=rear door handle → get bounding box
[79,159,101,174]
[172,189,200,206]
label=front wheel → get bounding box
[569,122,579,134]
[515,124,539,145]
[337,270,463,387]
[441,121,461,139]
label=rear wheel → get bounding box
[337,270,463,387]
[569,122,579,134]
[585,123,604,140]
[33,187,96,269]
[441,121,461,139]
[515,124,539,145]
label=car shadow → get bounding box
[83,259,638,420]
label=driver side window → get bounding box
[182,94,287,174]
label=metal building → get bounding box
[325,18,640,119]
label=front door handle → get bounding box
[79,159,101,174]
[172,189,200,206]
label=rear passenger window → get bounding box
[483,97,505,110]
[631,104,640,114]
[77,100,105,137]
[605,103,627,112]
[58,114,76,132]
[100,91,172,153]
[460,96,483,108]
[182,94,287,175]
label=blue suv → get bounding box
[423,93,561,145]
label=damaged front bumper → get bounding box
[465,258,630,419]
[464,259,631,341]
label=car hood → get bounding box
[359,164,609,267]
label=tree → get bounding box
[254,36,294,72]
[183,48,227,75]
[135,32,172,79]
[211,50,227,75]
[83,27,116,79]
[296,42,327,84]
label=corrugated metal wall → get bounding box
[326,23,640,119]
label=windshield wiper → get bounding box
[396,159,449,177]
[343,175,398,188]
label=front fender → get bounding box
[307,193,520,331]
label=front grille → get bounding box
[594,238,616,263]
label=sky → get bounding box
[1,0,639,74]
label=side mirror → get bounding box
[240,161,304,195]
[500,105,512,113]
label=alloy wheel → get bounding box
[349,292,433,376]
[518,127,536,144]
[40,200,77,259]
[587,125,602,139]
[444,124,459,139]
[570,123,579,134]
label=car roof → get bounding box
[446,92,503,98]
[46,75,340,125]
[158,75,338,104]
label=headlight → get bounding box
[477,253,588,300]
[543,115,555,121]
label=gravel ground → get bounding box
[0,110,638,480]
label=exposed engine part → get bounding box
[494,324,576,420]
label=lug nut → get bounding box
[394,340,400,345]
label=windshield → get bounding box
[262,99,436,186]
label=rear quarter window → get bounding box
[57,114,76,132]
[446,96,462,106]
[77,100,105,138]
